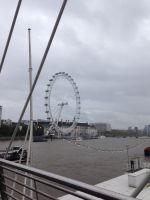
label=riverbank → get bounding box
[0,136,25,141]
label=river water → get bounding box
[0,137,150,185]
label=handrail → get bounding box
[0,159,137,200]
[131,170,150,197]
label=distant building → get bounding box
[36,119,98,139]
[21,120,30,126]
[22,120,38,126]
[91,123,112,134]
[75,123,98,139]
[37,120,51,135]
[87,125,98,137]
[128,126,132,131]
[2,119,12,126]
[134,127,138,133]
[127,126,140,136]
[143,125,150,136]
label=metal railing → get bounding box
[0,159,138,200]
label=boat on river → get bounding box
[144,147,150,156]
[0,146,27,161]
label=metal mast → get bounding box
[27,28,33,166]
[21,28,33,200]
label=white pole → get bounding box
[27,28,33,166]
[28,28,33,198]
[22,28,33,200]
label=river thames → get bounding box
[0,137,150,185]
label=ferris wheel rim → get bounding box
[44,72,80,134]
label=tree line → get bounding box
[0,123,44,138]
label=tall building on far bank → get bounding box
[143,125,150,136]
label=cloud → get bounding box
[1,0,150,129]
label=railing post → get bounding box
[0,165,8,200]
[34,180,39,200]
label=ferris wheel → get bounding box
[44,72,81,135]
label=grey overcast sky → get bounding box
[1,0,150,129]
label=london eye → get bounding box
[44,72,81,136]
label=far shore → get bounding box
[0,136,25,141]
